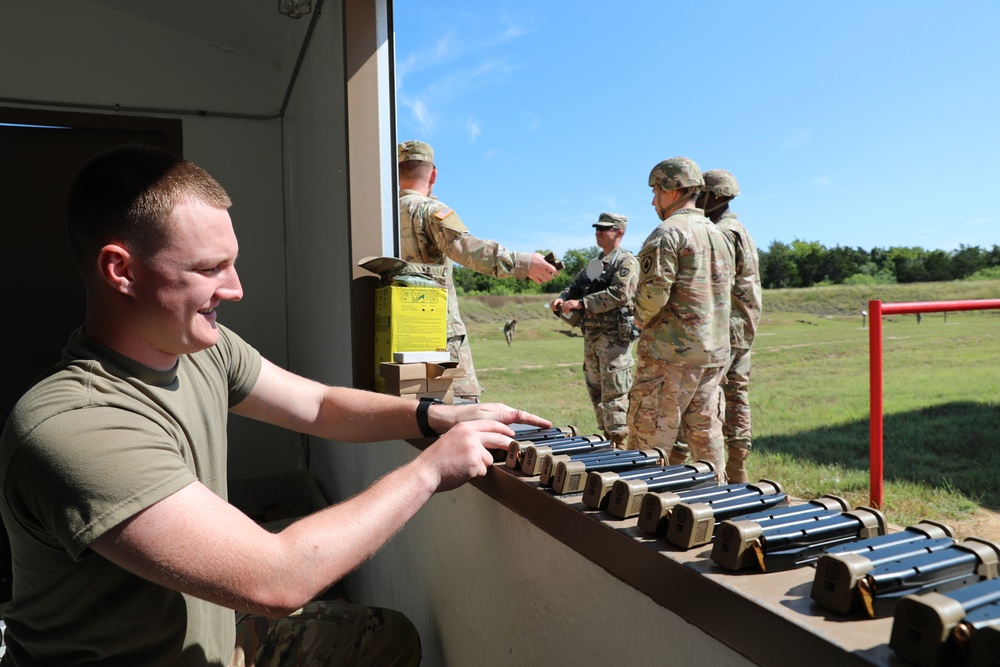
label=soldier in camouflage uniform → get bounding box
[696,169,762,483]
[234,599,420,666]
[397,140,559,401]
[551,213,639,448]
[627,157,735,475]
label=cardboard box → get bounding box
[374,285,447,392]
[426,361,463,392]
[380,362,426,382]
[422,389,454,402]
[426,378,451,392]
[385,378,427,395]
[395,389,454,403]
[379,362,428,395]
[378,361,462,404]
[426,362,465,379]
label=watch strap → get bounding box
[416,397,443,438]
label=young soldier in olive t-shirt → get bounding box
[0,144,549,666]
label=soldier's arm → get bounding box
[633,236,678,328]
[424,208,533,280]
[740,227,764,327]
[559,268,588,302]
[727,222,764,331]
[582,254,640,314]
[721,224,746,277]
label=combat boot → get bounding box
[725,446,751,484]
[667,442,690,466]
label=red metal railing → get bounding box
[868,298,1000,508]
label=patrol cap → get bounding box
[398,140,434,163]
[703,169,740,198]
[648,156,704,191]
[592,212,628,230]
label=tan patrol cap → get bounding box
[398,140,434,163]
[592,212,628,231]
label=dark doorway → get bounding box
[0,107,182,419]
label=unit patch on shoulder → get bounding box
[434,207,454,220]
[641,255,653,274]
[619,265,632,278]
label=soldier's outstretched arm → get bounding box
[90,419,520,619]
[526,252,559,284]
[232,359,550,443]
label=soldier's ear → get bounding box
[429,167,437,187]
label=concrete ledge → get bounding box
[473,464,899,667]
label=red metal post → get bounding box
[867,297,1000,510]
[879,298,1000,316]
[868,300,884,509]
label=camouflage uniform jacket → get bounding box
[716,212,762,350]
[560,247,639,341]
[399,189,532,337]
[634,207,735,367]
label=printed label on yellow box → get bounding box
[373,286,448,392]
[400,289,441,304]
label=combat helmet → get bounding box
[648,156,704,191]
[703,169,740,199]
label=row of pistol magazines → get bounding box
[502,425,1000,667]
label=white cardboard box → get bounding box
[393,351,451,364]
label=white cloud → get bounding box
[399,97,434,135]
[465,119,482,141]
[495,20,535,43]
[397,57,517,137]
[398,33,460,78]
[395,16,533,139]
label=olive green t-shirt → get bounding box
[0,324,261,666]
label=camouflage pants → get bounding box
[232,599,421,667]
[625,357,726,472]
[447,334,481,401]
[722,346,753,451]
[583,332,634,442]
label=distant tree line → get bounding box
[452,242,1000,295]
[759,241,1000,288]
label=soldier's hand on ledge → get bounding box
[527,252,560,284]
[428,402,551,439]
[418,421,519,492]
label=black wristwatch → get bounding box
[416,397,444,438]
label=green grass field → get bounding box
[460,281,1000,533]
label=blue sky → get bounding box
[393,1,1000,259]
